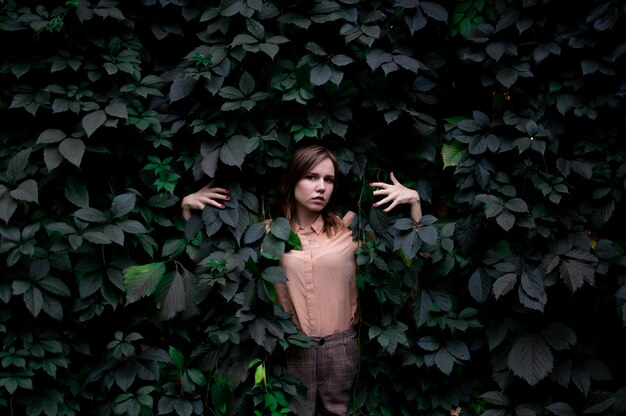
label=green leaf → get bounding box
[540,322,577,351]
[117,219,149,234]
[261,233,285,260]
[507,333,553,385]
[7,149,31,183]
[124,262,167,304]
[82,109,107,137]
[169,346,185,369]
[74,207,107,223]
[220,135,249,167]
[496,67,517,88]
[10,179,38,203]
[496,210,515,231]
[111,193,136,218]
[434,347,455,375]
[59,138,86,167]
[270,217,291,241]
[468,269,491,303]
[441,142,466,168]
[417,225,438,246]
[160,271,186,320]
[254,363,266,388]
[170,76,197,102]
[244,222,266,244]
[36,129,66,144]
[105,102,128,118]
[310,64,332,86]
[162,238,186,257]
[261,266,286,283]
[65,177,89,208]
[493,273,517,299]
[421,1,448,22]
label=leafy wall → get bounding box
[1,0,625,415]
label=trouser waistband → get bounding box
[309,326,356,346]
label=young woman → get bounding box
[181,144,422,415]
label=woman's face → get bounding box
[294,157,335,216]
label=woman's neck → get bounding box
[294,212,320,229]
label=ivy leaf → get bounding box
[310,63,332,86]
[496,67,518,88]
[36,129,66,144]
[447,339,470,361]
[65,177,89,208]
[496,210,515,231]
[393,55,425,73]
[508,333,554,385]
[420,2,448,22]
[43,147,63,171]
[261,266,286,283]
[441,142,466,167]
[105,102,128,118]
[82,109,107,137]
[10,179,38,203]
[261,233,285,260]
[169,76,197,102]
[220,135,248,167]
[481,391,511,406]
[59,138,86,167]
[493,273,517,299]
[111,193,136,218]
[434,347,454,375]
[219,206,239,227]
[7,149,31,183]
[505,198,528,213]
[161,272,186,320]
[244,222,266,244]
[417,225,438,246]
[540,322,577,351]
[124,262,167,304]
[74,207,107,223]
[269,217,291,241]
[396,230,419,259]
[117,219,148,234]
[239,71,255,96]
[545,402,576,416]
[468,269,491,303]
[366,49,392,71]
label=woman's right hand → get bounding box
[181,181,230,220]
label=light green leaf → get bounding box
[124,262,167,304]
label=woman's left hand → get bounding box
[370,172,422,223]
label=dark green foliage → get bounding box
[1,0,625,415]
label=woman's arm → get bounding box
[369,172,422,224]
[181,181,230,220]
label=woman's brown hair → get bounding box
[278,144,343,234]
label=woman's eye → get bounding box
[325,178,334,184]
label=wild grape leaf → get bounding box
[160,271,186,320]
[508,333,553,385]
[468,269,491,303]
[111,193,136,218]
[59,138,85,167]
[82,110,106,137]
[124,262,166,304]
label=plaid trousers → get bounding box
[285,327,359,416]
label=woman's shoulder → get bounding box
[341,211,357,227]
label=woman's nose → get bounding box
[316,179,325,190]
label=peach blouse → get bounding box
[276,212,359,337]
